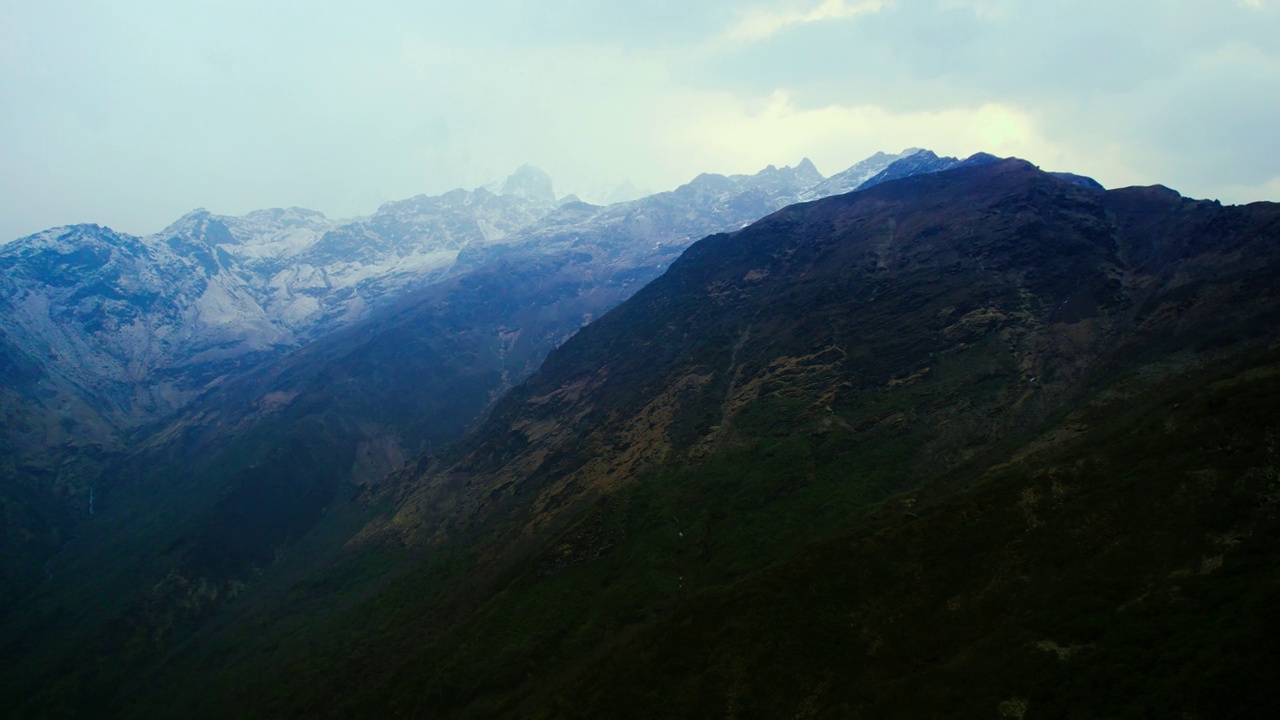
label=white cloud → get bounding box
[725,0,889,42]
[649,88,1140,188]
[2,1,1277,241]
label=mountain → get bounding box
[0,155,855,636]
[0,152,889,453]
[799,146,921,199]
[0,151,913,454]
[0,147,1098,626]
[0,169,561,427]
[0,330,119,612]
[499,164,557,205]
[368,160,1272,554]
[856,148,1001,191]
[287,161,1280,718]
[0,167,561,616]
[5,158,1277,717]
[0,223,288,423]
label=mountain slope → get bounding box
[0,155,894,687]
[0,157,828,618]
[34,158,1275,718]
[376,159,1206,547]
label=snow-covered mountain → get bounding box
[0,223,287,424]
[0,168,562,426]
[184,166,562,336]
[450,156,843,291]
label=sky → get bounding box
[2,0,1278,242]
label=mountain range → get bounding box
[0,147,925,614]
[3,150,1278,718]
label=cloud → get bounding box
[725,0,889,42]
[687,1,1280,202]
[1218,174,1280,205]
[648,88,1120,187]
[2,1,1279,242]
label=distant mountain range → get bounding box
[19,150,1276,718]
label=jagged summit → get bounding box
[0,147,1077,440]
[727,158,827,193]
[601,179,646,205]
[794,157,822,183]
[500,164,557,205]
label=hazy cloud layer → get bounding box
[1,0,1276,241]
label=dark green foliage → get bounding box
[111,350,1280,720]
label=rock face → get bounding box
[0,223,287,422]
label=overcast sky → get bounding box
[2,0,1277,242]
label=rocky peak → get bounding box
[793,157,824,186]
[856,149,979,191]
[161,208,214,236]
[802,148,919,199]
[500,164,557,205]
[732,159,827,195]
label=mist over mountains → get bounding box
[3,148,1278,718]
